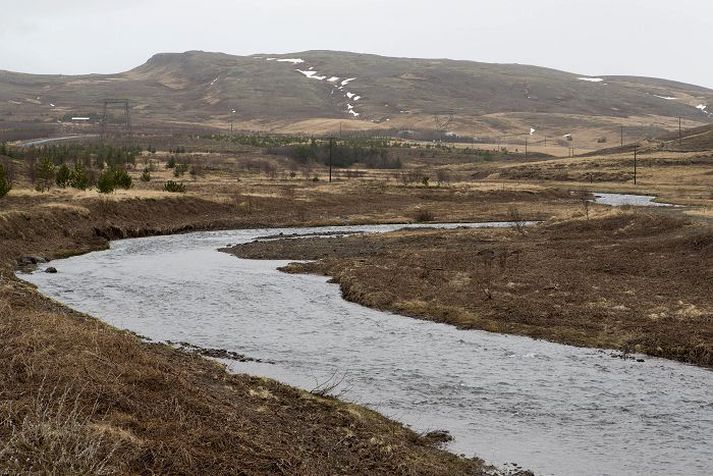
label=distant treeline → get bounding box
[17,143,141,170]
[268,138,402,169]
[211,134,312,148]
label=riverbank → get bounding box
[0,194,505,475]
[227,208,713,367]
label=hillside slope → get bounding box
[1,50,712,146]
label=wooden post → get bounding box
[329,138,333,183]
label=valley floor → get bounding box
[2,138,712,473]
[1,189,547,475]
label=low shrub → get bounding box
[163,180,185,193]
[413,208,435,222]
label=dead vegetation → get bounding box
[229,210,713,367]
[0,195,493,476]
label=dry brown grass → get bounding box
[229,209,713,367]
[0,193,495,475]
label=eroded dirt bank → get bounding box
[0,194,503,475]
[227,210,713,367]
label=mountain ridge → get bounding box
[2,50,712,147]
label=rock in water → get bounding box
[45,267,58,274]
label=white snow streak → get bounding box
[578,77,604,83]
[296,69,327,80]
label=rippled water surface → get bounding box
[22,223,713,476]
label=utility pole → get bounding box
[101,98,132,139]
[328,137,333,183]
[633,145,638,185]
[679,117,682,145]
[544,136,548,148]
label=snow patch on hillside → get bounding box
[267,58,363,118]
[296,69,327,81]
[697,104,711,116]
[653,95,677,100]
[578,77,604,83]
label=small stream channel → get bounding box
[20,200,712,476]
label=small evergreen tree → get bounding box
[35,158,56,192]
[96,170,115,194]
[173,163,188,177]
[70,162,90,190]
[140,167,151,182]
[163,180,185,193]
[112,167,132,189]
[0,163,11,198]
[55,163,72,188]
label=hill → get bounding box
[1,50,712,148]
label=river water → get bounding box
[21,222,712,476]
[592,192,675,207]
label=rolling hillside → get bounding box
[1,50,712,147]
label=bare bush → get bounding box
[508,206,527,236]
[310,370,350,398]
[399,170,421,186]
[412,208,435,223]
[435,169,451,186]
[0,385,130,475]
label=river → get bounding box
[20,221,712,476]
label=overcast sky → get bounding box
[2,0,711,88]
